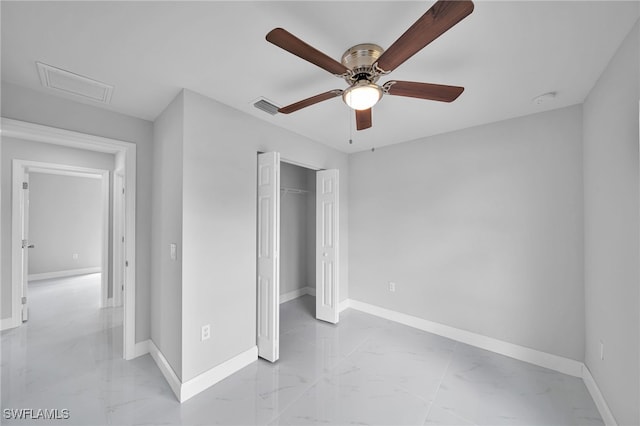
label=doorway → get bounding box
[14,162,111,323]
[256,151,340,363]
[3,118,137,360]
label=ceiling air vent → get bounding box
[36,62,113,104]
[253,98,280,115]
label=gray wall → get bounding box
[583,21,639,426]
[1,82,154,342]
[349,105,585,361]
[280,162,315,296]
[177,89,349,382]
[151,92,184,379]
[1,137,114,317]
[28,173,103,275]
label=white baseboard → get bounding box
[347,299,584,378]
[148,340,257,403]
[28,267,101,282]
[280,286,315,304]
[133,339,150,359]
[582,365,618,425]
[339,298,350,313]
[180,346,257,402]
[148,340,182,400]
[0,317,18,331]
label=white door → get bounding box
[20,173,31,322]
[113,172,125,307]
[316,169,339,324]
[257,152,280,362]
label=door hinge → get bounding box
[122,236,125,243]
[21,296,27,304]
[122,187,125,195]
[22,182,28,190]
[125,261,129,267]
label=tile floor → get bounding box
[1,274,603,425]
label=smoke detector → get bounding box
[532,92,557,105]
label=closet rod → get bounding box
[280,186,309,195]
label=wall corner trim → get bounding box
[148,341,258,403]
[339,298,351,313]
[582,365,618,426]
[280,286,316,304]
[180,346,258,403]
[347,299,584,377]
[148,340,182,400]
[133,339,151,359]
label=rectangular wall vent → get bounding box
[36,62,113,104]
[253,98,280,115]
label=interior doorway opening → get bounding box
[3,118,137,360]
[279,161,316,313]
[256,151,340,363]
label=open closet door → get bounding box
[316,169,339,324]
[257,152,280,362]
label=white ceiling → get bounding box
[2,1,638,153]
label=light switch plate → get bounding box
[170,243,177,261]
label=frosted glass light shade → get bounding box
[342,82,382,110]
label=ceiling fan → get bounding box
[266,0,474,131]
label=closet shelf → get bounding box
[280,187,309,195]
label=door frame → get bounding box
[256,152,340,359]
[12,160,110,310]
[2,118,137,360]
[113,170,125,307]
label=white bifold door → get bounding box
[315,169,339,324]
[257,152,339,362]
[257,152,280,362]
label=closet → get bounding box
[256,151,339,362]
[279,162,316,305]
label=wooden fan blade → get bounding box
[278,90,343,114]
[386,81,464,102]
[376,0,474,73]
[266,28,349,76]
[356,108,372,131]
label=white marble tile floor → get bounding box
[1,274,603,425]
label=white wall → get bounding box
[28,173,103,275]
[0,137,114,317]
[1,82,154,342]
[178,89,349,382]
[151,92,184,379]
[583,20,639,426]
[280,162,315,295]
[349,105,585,361]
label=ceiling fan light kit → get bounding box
[265,0,474,131]
[343,81,383,110]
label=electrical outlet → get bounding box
[170,243,177,261]
[600,340,604,360]
[389,282,396,292]
[201,324,211,342]
[72,253,79,260]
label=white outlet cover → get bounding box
[201,324,211,341]
[389,282,396,292]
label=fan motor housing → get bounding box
[341,43,384,83]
